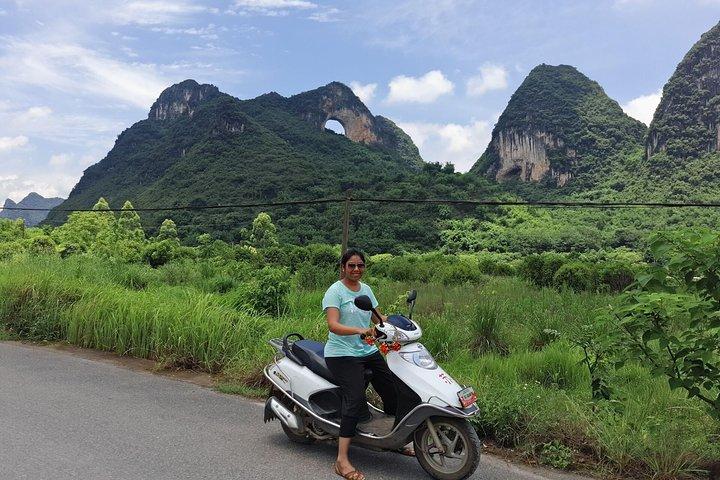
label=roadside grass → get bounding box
[1,254,718,478]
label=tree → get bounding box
[250,212,278,248]
[118,201,145,242]
[602,230,720,416]
[51,197,117,256]
[157,219,179,242]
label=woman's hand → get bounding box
[357,326,376,337]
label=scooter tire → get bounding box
[280,420,315,445]
[413,417,481,480]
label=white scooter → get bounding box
[263,290,481,480]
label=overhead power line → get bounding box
[4,197,720,213]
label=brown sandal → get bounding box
[334,462,366,480]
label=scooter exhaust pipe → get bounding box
[265,396,301,431]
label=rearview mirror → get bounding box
[406,290,417,303]
[354,295,373,311]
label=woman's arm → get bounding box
[326,307,373,336]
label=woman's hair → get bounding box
[339,248,366,267]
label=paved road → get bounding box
[0,342,591,480]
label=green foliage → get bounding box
[142,239,177,268]
[157,219,178,241]
[249,212,279,248]
[603,229,720,417]
[598,262,635,292]
[538,440,573,469]
[520,253,568,287]
[553,262,598,292]
[226,266,290,316]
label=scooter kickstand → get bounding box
[425,418,445,455]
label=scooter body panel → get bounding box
[267,356,336,399]
[386,343,465,408]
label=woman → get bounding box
[322,248,400,480]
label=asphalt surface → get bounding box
[0,341,592,480]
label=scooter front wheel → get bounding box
[413,417,481,480]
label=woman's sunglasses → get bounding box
[346,263,366,270]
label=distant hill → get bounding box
[470,64,646,188]
[45,80,493,251]
[1,192,64,226]
[647,21,720,159]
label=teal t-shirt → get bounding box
[322,280,379,358]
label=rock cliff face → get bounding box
[646,21,720,159]
[149,79,221,121]
[288,82,423,168]
[488,130,575,186]
[1,192,64,226]
[471,64,645,187]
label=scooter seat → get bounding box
[290,339,336,383]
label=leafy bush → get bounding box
[538,440,573,469]
[553,262,598,292]
[436,261,484,285]
[226,266,290,316]
[520,253,568,287]
[478,257,516,276]
[603,230,720,418]
[142,240,178,268]
[598,262,635,292]
[293,264,337,290]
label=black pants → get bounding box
[325,351,399,438]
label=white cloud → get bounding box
[232,0,318,15]
[0,136,29,152]
[49,153,71,167]
[621,89,662,125]
[399,120,491,171]
[0,39,169,109]
[235,0,317,8]
[111,1,211,25]
[387,70,454,104]
[0,173,76,204]
[150,24,220,39]
[466,64,508,96]
[349,81,377,104]
[309,7,341,22]
[18,106,53,121]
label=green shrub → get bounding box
[294,264,337,290]
[520,253,568,287]
[538,440,573,469]
[598,262,635,292]
[436,261,484,285]
[142,240,177,268]
[553,262,598,292]
[478,257,516,276]
[226,266,290,316]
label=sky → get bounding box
[0,0,719,203]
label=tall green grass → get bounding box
[0,254,718,478]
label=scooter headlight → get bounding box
[392,330,409,342]
[399,350,437,370]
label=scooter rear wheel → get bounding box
[413,417,481,480]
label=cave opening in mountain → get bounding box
[325,119,346,135]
